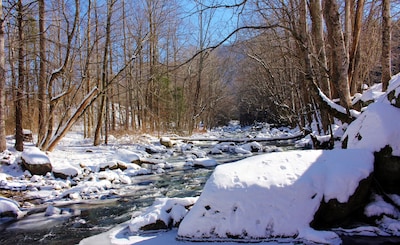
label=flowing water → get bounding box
[0,167,214,244]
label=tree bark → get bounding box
[323,0,352,112]
[94,0,114,146]
[40,0,80,150]
[15,0,24,151]
[381,0,391,91]
[46,88,98,152]
[0,0,6,152]
[349,0,365,94]
[309,0,331,132]
[37,0,46,146]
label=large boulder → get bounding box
[374,145,400,194]
[177,149,374,244]
[21,147,52,175]
[342,74,400,194]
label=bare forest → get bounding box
[0,0,399,152]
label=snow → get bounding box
[352,83,384,105]
[319,88,361,118]
[0,196,25,220]
[365,194,399,218]
[177,149,373,243]
[188,157,218,167]
[21,147,51,165]
[343,96,400,156]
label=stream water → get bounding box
[1,139,399,244]
[0,166,214,244]
[0,137,275,245]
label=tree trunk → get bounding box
[15,0,24,152]
[46,88,98,152]
[323,0,352,112]
[0,0,7,152]
[381,0,391,91]
[309,0,331,132]
[37,0,46,146]
[349,0,365,94]
[94,0,114,146]
[39,0,79,150]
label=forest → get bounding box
[0,0,399,152]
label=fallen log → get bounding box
[168,132,305,143]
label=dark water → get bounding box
[0,167,213,244]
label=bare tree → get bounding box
[323,0,352,112]
[37,0,46,146]
[15,0,24,151]
[381,0,391,91]
[0,0,6,152]
[94,0,115,146]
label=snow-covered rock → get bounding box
[343,103,400,156]
[192,157,218,168]
[0,196,25,220]
[129,197,198,232]
[177,149,374,244]
[160,137,174,148]
[52,162,81,179]
[21,147,52,175]
[343,74,400,194]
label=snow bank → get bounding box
[344,73,400,156]
[177,149,374,244]
[343,102,400,156]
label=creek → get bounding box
[0,138,399,244]
[0,138,297,244]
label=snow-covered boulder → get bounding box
[192,157,218,168]
[240,141,263,152]
[343,74,400,194]
[52,162,81,179]
[129,197,198,232]
[115,148,142,164]
[177,149,374,244]
[160,137,174,148]
[0,196,25,220]
[21,147,52,175]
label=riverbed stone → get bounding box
[160,137,174,148]
[21,147,52,176]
